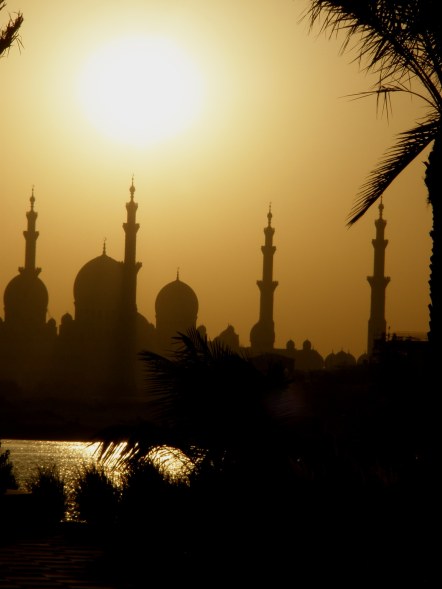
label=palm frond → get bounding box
[0,5,23,57]
[304,1,442,110]
[348,116,438,224]
[91,421,168,468]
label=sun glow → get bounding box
[76,36,205,147]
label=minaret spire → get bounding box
[122,176,142,313]
[250,204,278,353]
[367,199,390,355]
[20,186,41,277]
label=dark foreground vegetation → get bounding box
[1,331,439,587]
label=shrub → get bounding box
[73,463,120,529]
[0,441,18,494]
[25,464,67,526]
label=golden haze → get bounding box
[0,0,431,360]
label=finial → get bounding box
[176,267,180,280]
[267,202,272,226]
[129,175,135,200]
[102,238,107,255]
[30,185,35,209]
[378,197,384,218]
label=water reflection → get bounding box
[3,440,99,488]
[2,439,113,520]
[2,439,192,521]
[148,445,194,482]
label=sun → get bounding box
[76,36,205,147]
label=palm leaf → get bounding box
[0,3,23,57]
[348,115,438,224]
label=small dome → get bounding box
[335,350,356,366]
[357,353,369,365]
[4,272,48,326]
[155,277,198,322]
[325,352,336,366]
[74,253,123,312]
[325,350,356,369]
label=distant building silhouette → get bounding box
[0,189,56,391]
[2,187,383,401]
[371,330,428,369]
[214,324,240,352]
[367,200,390,356]
[250,205,278,354]
[0,182,201,399]
[324,349,356,369]
[37,181,152,398]
[295,339,325,370]
[155,270,199,356]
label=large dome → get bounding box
[155,277,198,321]
[154,276,198,353]
[4,272,48,326]
[74,252,123,313]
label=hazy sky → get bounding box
[0,0,432,360]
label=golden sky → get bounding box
[0,0,432,359]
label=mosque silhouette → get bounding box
[0,179,391,400]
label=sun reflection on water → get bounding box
[148,445,194,483]
[2,439,193,521]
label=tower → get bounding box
[122,177,142,317]
[23,188,40,278]
[120,177,143,394]
[367,200,390,355]
[250,205,278,353]
[68,179,144,398]
[0,189,56,390]
[3,188,49,333]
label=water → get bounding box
[1,438,120,521]
[1,439,102,488]
[1,438,192,521]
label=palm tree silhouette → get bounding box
[95,326,293,477]
[304,0,442,361]
[94,328,307,581]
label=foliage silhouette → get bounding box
[0,440,17,494]
[0,2,23,58]
[303,0,442,361]
[25,464,67,527]
[90,328,439,584]
[73,463,120,530]
[95,327,294,477]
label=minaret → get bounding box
[1,188,53,392]
[250,205,278,353]
[122,176,142,315]
[367,199,390,355]
[20,187,41,277]
[117,177,142,396]
[4,187,49,330]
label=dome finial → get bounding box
[102,237,107,255]
[176,267,180,281]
